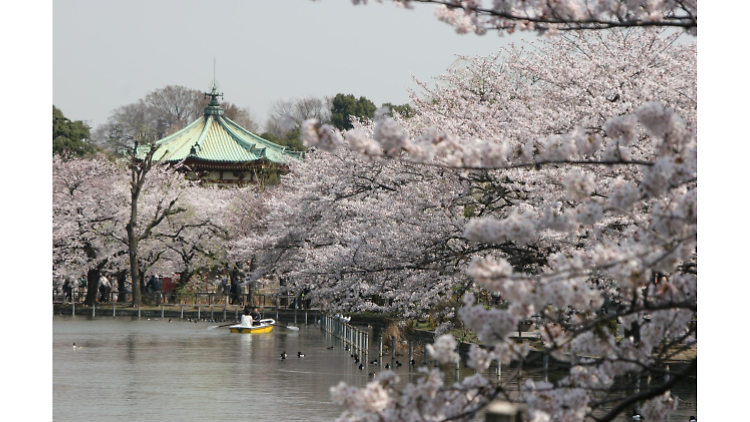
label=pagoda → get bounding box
[144,83,302,185]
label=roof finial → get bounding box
[204,59,224,116]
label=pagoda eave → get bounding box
[178,158,289,171]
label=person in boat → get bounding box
[250,307,261,326]
[240,307,254,327]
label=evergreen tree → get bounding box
[330,94,376,130]
[53,106,95,157]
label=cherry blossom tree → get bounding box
[53,150,238,306]
[154,184,242,288]
[352,0,697,35]
[117,146,187,306]
[246,133,478,319]
[53,154,128,305]
[293,25,696,422]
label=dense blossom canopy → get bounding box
[296,27,696,422]
[53,155,240,294]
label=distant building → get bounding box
[143,83,302,185]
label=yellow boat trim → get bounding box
[229,325,274,334]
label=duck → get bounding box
[370,359,378,365]
[344,345,351,351]
[327,346,334,350]
[632,410,643,420]
[409,359,416,365]
[298,352,305,358]
[168,318,172,322]
[354,357,360,364]
[368,372,377,377]
[395,361,402,367]
[385,363,391,369]
[689,417,696,422]
[281,351,288,359]
[72,343,82,350]
[358,364,364,370]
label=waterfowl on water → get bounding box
[632,410,643,420]
[298,352,305,358]
[395,361,402,367]
[358,364,364,370]
[409,359,416,365]
[368,372,377,377]
[689,417,696,422]
[72,343,82,350]
[385,363,391,369]
[327,346,334,350]
[281,351,288,358]
[370,359,378,365]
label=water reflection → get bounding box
[54,316,695,421]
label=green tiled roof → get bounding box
[142,84,302,165]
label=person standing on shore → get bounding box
[99,275,111,303]
[63,279,72,302]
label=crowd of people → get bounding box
[55,275,313,311]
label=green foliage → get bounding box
[264,169,281,186]
[596,316,619,337]
[174,284,196,304]
[53,106,96,157]
[380,102,415,119]
[260,130,306,152]
[330,93,377,130]
[463,205,476,218]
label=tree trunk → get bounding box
[128,225,141,307]
[116,270,128,303]
[127,166,142,307]
[84,268,100,306]
[139,271,147,304]
[178,268,194,287]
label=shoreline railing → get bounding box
[322,315,369,357]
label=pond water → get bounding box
[53,316,695,421]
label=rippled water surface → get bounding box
[54,316,369,422]
[54,316,695,421]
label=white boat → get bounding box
[228,318,275,334]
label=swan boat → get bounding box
[228,318,275,334]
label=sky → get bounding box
[53,0,536,130]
